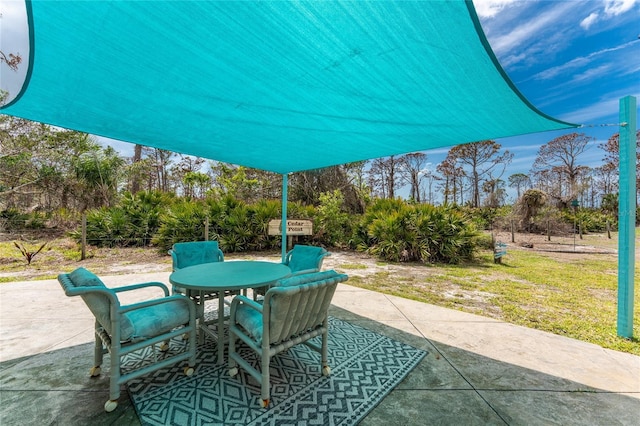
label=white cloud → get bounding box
[472,0,517,18]
[569,64,612,84]
[579,0,639,32]
[580,12,600,29]
[487,2,576,57]
[604,0,638,16]
[560,92,640,125]
[533,40,639,81]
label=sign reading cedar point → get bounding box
[268,219,313,236]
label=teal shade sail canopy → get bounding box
[1,0,577,173]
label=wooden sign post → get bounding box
[268,219,313,236]
[268,219,313,251]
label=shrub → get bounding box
[413,204,478,264]
[153,199,209,251]
[75,191,169,247]
[0,209,46,230]
[561,208,615,233]
[357,199,478,264]
[314,190,353,247]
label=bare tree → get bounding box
[599,130,640,203]
[0,50,21,71]
[482,178,507,208]
[399,152,428,203]
[436,156,464,205]
[532,132,592,204]
[368,156,402,199]
[593,164,617,202]
[508,173,531,199]
[0,50,22,107]
[150,148,175,192]
[447,140,513,207]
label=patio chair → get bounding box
[228,270,348,407]
[57,267,196,412]
[253,244,330,299]
[169,241,239,313]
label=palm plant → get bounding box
[153,200,209,250]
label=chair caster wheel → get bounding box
[90,366,101,377]
[322,366,331,376]
[261,398,269,408]
[104,399,118,412]
[184,366,194,376]
[229,367,238,377]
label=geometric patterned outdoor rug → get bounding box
[126,317,426,426]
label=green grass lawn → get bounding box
[344,247,640,356]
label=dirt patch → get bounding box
[491,231,622,262]
[0,231,633,283]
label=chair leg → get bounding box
[228,329,237,369]
[321,330,331,376]
[91,331,103,377]
[260,353,271,407]
[107,342,120,412]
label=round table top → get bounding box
[169,260,292,291]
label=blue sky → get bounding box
[464,0,640,200]
[402,0,639,201]
[1,0,638,202]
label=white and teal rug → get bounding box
[127,317,426,426]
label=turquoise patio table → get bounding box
[169,261,291,364]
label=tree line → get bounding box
[1,112,638,216]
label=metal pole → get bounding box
[281,174,288,262]
[617,95,636,338]
[571,199,579,251]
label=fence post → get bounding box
[510,219,515,243]
[547,220,551,241]
[81,214,87,260]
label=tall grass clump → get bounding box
[358,199,478,264]
[153,199,210,250]
[76,190,170,247]
[154,195,291,252]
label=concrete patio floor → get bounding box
[1,271,639,425]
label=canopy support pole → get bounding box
[617,95,636,338]
[281,174,288,263]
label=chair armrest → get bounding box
[290,268,319,276]
[113,281,170,296]
[119,294,195,315]
[231,294,263,312]
[169,249,178,271]
[60,284,120,304]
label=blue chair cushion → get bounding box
[172,241,221,269]
[235,303,264,342]
[122,299,191,342]
[287,245,325,273]
[69,267,113,334]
